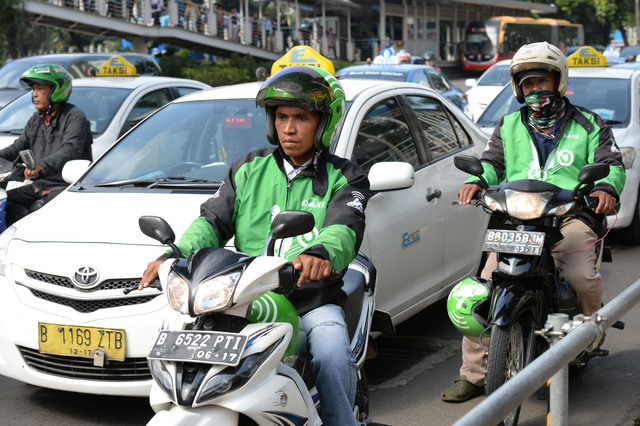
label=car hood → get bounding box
[12,190,211,245]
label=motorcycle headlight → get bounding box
[505,189,552,220]
[166,271,190,314]
[193,272,240,315]
[0,226,16,277]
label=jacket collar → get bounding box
[273,146,329,196]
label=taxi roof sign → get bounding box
[97,56,138,77]
[271,46,335,76]
[567,46,608,67]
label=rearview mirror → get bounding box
[578,163,610,184]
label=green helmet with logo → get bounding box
[20,64,72,103]
[256,65,346,151]
[447,277,491,343]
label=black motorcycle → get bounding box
[453,155,619,426]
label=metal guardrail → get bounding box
[452,277,640,426]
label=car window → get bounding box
[409,70,429,87]
[477,64,511,86]
[352,97,420,172]
[121,88,174,135]
[0,86,131,136]
[477,77,630,128]
[426,71,451,92]
[174,86,202,97]
[406,95,471,161]
[81,100,270,186]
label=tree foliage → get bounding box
[552,0,636,46]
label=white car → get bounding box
[0,78,489,396]
[465,59,511,121]
[0,75,211,158]
[476,64,640,242]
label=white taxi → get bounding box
[0,56,211,158]
[476,46,640,242]
[0,47,489,396]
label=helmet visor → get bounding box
[256,66,335,113]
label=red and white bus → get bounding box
[462,16,584,72]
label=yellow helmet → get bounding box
[509,42,568,103]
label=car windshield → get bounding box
[0,60,42,89]
[0,87,131,136]
[477,77,630,128]
[476,64,511,86]
[78,100,273,187]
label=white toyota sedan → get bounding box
[464,59,511,122]
[0,77,489,396]
[0,74,211,158]
[476,64,640,242]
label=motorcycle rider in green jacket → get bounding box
[139,65,369,425]
[442,41,625,402]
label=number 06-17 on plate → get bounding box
[148,330,247,366]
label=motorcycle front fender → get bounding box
[147,404,239,426]
[490,284,540,327]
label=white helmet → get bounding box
[509,42,568,103]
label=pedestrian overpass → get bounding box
[22,0,281,61]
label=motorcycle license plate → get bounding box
[482,229,545,255]
[38,323,126,361]
[148,330,247,366]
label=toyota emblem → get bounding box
[73,266,100,289]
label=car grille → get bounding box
[28,289,161,313]
[18,346,151,381]
[25,269,139,292]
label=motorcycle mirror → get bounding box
[453,155,488,189]
[267,211,315,256]
[139,216,183,258]
[19,150,36,170]
[578,163,610,184]
[139,215,176,245]
[271,210,315,240]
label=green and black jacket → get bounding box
[169,146,369,314]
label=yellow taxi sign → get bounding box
[97,55,138,76]
[271,45,335,76]
[567,46,608,67]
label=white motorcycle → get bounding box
[138,210,380,425]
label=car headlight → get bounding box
[505,190,552,220]
[193,272,240,315]
[166,271,190,314]
[0,226,16,277]
[620,147,636,169]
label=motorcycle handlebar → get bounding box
[276,263,343,295]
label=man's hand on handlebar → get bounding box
[138,260,163,291]
[292,254,332,287]
[590,190,616,215]
[458,183,482,206]
[24,164,44,180]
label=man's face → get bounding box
[521,71,556,96]
[274,105,321,166]
[31,83,52,112]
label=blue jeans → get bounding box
[301,303,357,426]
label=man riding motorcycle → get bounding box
[139,65,370,425]
[441,41,626,402]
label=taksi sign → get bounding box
[567,46,608,67]
[271,46,335,76]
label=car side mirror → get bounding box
[368,162,414,191]
[62,159,92,184]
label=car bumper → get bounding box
[607,158,639,230]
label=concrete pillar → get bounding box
[131,36,148,53]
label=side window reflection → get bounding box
[352,98,420,173]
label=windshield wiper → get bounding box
[0,129,23,135]
[93,176,218,188]
[604,120,622,125]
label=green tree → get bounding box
[1,0,26,60]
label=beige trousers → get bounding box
[459,218,602,386]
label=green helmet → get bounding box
[20,64,72,103]
[256,65,346,151]
[447,277,491,343]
